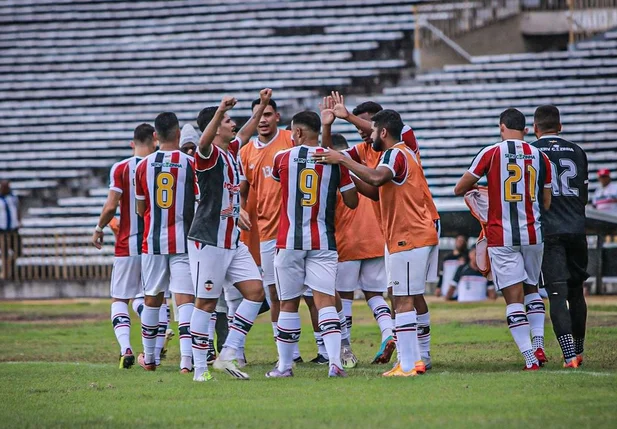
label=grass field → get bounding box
[1,297,617,428]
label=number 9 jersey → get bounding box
[468,139,552,247]
[135,150,199,254]
[272,145,355,251]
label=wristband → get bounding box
[95,225,104,233]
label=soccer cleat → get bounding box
[293,356,304,364]
[118,348,135,369]
[341,346,358,369]
[328,364,348,378]
[193,368,213,382]
[206,347,217,365]
[382,361,401,377]
[265,367,294,378]
[138,353,156,371]
[534,348,548,366]
[160,329,174,360]
[371,336,396,364]
[415,360,426,375]
[422,356,432,371]
[180,367,193,374]
[563,358,579,369]
[213,358,250,380]
[576,354,584,366]
[310,354,329,365]
[382,365,418,377]
[523,363,541,371]
[236,352,248,369]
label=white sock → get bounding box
[319,306,342,369]
[271,321,278,340]
[367,296,393,341]
[177,303,194,367]
[524,293,545,349]
[293,341,302,359]
[111,301,131,354]
[276,311,301,371]
[341,298,353,341]
[338,309,350,347]
[314,331,328,358]
[222,299,261,356]
[208,312,217,347]
[131,297,144,318]
[506,303,537,366]
[155,303,168,364]
[141,305,159,364]
[190,307,211,371]
[417,311,431,360]
[395,310,418,373]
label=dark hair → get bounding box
[352,101,383,117]
[534,105,560,132]
[372,109,403,140]
[133,123,155,144]
[251,98,277,111]
[499,108,526,131]
[331,133,349,150]
[154,112,179,142]
[291,111,321,133]
[196,107,218,132]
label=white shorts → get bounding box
[224,282,243,302]
[336,257,386,293]
[110,256,142,299]
[488,243,544,290]
[188,240,261,299]
[426,220,441,282]
[274,249,338,300]
[387,246,435,296]
[141,253,193,297]
[260,239,276,287]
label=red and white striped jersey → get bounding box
[273,145,355,251]
[187,138,246,250]
[135,150,199,255]
[468,139,552,247]
[109,156,143,257]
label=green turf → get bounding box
[1,298,616,428]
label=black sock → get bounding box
[567,281,587,350]
[574,337,585,356]
[557,334,576,360]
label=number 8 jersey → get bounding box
[135,150,198,255]
[468,139,551,247]
[273,145,355,251]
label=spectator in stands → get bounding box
[0,180,21,280]
[592,169,617,212]
[435,233,468,297]
[446,246,496,302]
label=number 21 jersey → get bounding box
[135,150,198,255]
[273,145,355,251]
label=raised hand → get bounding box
[330,91,350,119]
[259,88,273,105]
[219,96,237,112]
[321,108,335,127]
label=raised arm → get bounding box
[330,91,373,137]
[320,102,335,149]
[199,96,237,157]
[236,88,273,147]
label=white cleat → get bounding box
[213,357,250,380]
[193,367,213,382]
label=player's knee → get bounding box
[240,280,265,302]
[195,297,217,312]
[394,296,414,314]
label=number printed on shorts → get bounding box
[504,164,537,202]
[155,172,175,209]
[299,168,318,207]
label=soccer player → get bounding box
[92,124,156,368]
[266,111,358,378]
[446,246,497,302]
[135,112,198,373]
[318,109,438,377]
[187,91,269,382]
[592,168,617,212]
[435,234,469,298]
[531,105,589,367]
[330,133,395,367]
[454,108,552,370]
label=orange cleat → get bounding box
[415,360,427,375]
[138,353,156,371]
[575,354,584,366]
[383,364,418,377]
[382,362,401,377]
[563,358,579,369]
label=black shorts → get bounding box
[541,234,589,286]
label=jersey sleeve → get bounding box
[379,148,407,184]
[338,165,355,192]
[541,152,552,188]
[401,124,418,154]
[343,145,362,163]
[109,162,123,194]
[237,154,247,182]
[272,150,285,182]
[195,144,220,171]
[134,159,146,201]
[468,146,496,178]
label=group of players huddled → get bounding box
[93,88,589,381]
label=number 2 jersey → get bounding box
[135,150,198,255]
[273,145,355,251]
[468,139,551,247]
[109,156,143,257]
[531,136,588,236]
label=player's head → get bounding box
[0,180,10,196]
[252,98,279,140]
[598,168,611,186]
[154,112,180,146]
[291,111,321,146]
[499,108,527,140]
[331,133,349,151]
[533,105,562,137]
[370,109,403,151]
[455,234,469,254]
[353,101,383,143]
[197,106,237,143]
[131,123,156,153]
[179,123,199,157]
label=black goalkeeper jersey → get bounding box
[531,135,588,236]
